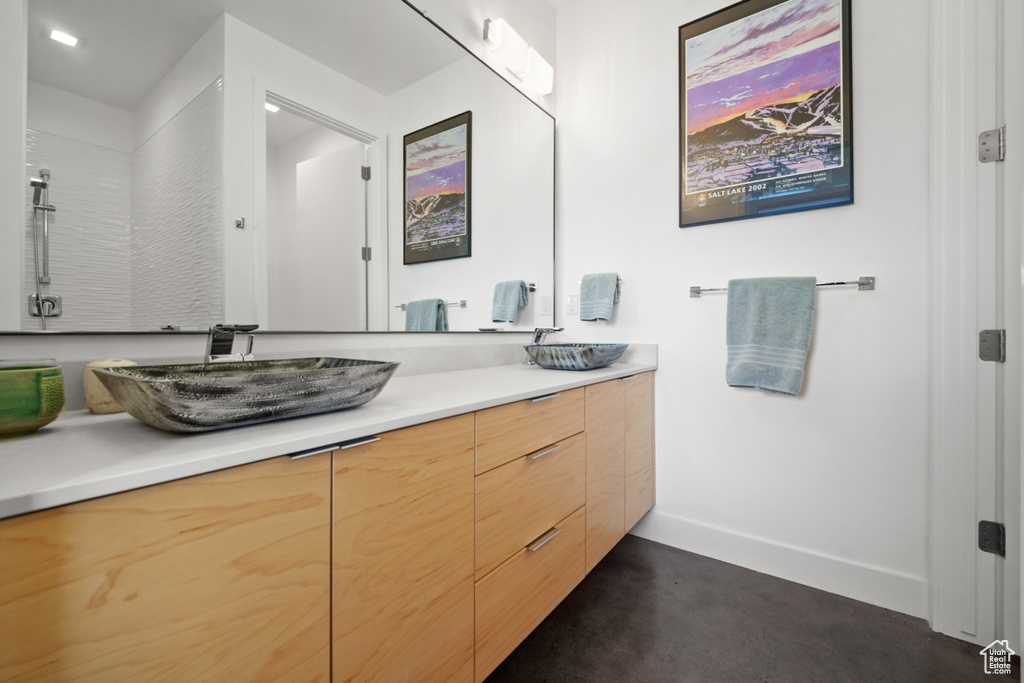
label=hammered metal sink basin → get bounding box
[93,357,399,433]
[524,343,628,371]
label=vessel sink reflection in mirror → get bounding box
[524,344,628,371]
[92,358,399,433]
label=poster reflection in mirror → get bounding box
[678,0,852,228]
[403,111,472,264]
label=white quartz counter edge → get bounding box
[0,361,656,520]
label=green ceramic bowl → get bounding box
[0,360,65,438]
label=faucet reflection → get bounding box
[206,324,259,363]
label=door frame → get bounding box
[253,87,389,331]
[929,0,1022,648]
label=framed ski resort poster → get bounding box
[679,0,852,228]
[404,111,472,264]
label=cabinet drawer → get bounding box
[474,506,586,683]
[476,387,585,474]
[475,432,585,580]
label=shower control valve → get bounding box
[28,294,62,318]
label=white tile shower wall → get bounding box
[130,77,224,331]
[23,129,132,330]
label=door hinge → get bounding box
[979,329,1006,363]
[979,126,1006,163]
[979,521,1006,557]
[361,165,371,181]
[361,246,372,262]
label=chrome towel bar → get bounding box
[396,299,468,311]
[689,276,875,299]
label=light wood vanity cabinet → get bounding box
[585,378,627,573]
[0,453,332,682]
[332,414,476,683]
[624,372,656,530]
[0,372,654,682]
[473,390,588,682]
[586,372,657,573]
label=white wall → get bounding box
[0,0,27,329]
[27,81,133,153]
[387,55,555,331]
[555,0,931,617]
[133,17,225,149]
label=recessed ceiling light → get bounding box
[49,29,78,47]
[265,102,280,113]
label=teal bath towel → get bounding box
[404,299,448,331]
[580,273,619,321]
[492,280,529,323]
[726,277,816,395]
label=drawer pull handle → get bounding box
[528,445,561,461]
[338,435,381,450]
[531,392,561,403]
[290,446,335,460]
[620,375,637,381]
[527,527,562,552]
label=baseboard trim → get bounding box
[629,510,928,619]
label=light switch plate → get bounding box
[567,294,579,316]
[541,295,552,315]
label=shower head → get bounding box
[30,176,48,206]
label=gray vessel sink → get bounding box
[93,357,399,433]
[524,343,628,371]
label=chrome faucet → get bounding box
[206,324,258,363]
[526,328,564,365]
[531,327,564,345]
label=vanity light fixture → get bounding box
[483,18,529,77]
[483,18,553,94]
[49,29,78,47]
[265,102,280,113]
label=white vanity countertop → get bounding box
[0,360,657,520]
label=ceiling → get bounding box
[27,0,466,112]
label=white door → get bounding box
[930,0,1022,649]
[264,105,369,330]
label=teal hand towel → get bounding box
[726,277,816,395]
[492,280,529,323]
[580,273,619,321]
[404,299,448,331]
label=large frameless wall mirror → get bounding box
[12,0,555,333]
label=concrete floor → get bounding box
[486,535,1017,682]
